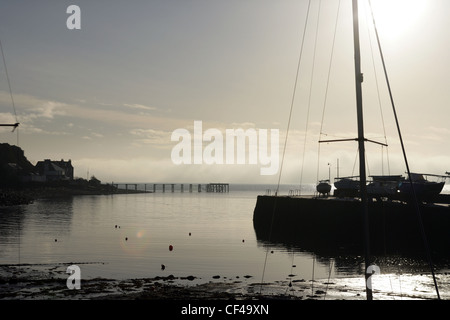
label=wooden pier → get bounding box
[111,183,229,193]
[206,183,229,193]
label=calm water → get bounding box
[0,185,329,282]
[1,184,449,299]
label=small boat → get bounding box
[316,180,331,196]
[333,176,360,197]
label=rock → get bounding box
[315,290,326,295]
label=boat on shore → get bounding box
[332,173,447,201]
[316,179,332,196]
[398,173,446,201]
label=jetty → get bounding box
[112,183,229,193]
[253,194,450,259]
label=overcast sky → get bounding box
[0,0,449,185]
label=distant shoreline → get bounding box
[0,184,150,207]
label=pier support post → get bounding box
[206,183,229,193]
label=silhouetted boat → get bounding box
[316,180,331,196]
[398,173,446,201]
[367,175,403,196]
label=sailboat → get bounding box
[398,173,446,200]
[253,0,449,300]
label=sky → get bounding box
[0,0,449,185]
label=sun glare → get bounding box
[367,0,428,40]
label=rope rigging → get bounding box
[0,35,19,145]
[260,0,441,300]
[316,0,342,184]
[299,0,322,195]
[368,0,440,300]
[0,33,21,270]
[363,2,390,175]
[317,0,393,182]
[259,0,313,295]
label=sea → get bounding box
[1,183,450,300]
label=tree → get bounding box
[89,175,101,186]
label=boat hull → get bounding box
[316,182,331,195]
[398,181,445,200]
[253,195,450,259]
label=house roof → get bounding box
[35,160,64,173]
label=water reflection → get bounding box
[0,205,26,262]
[0,198,74,264]
[254,227,450,276]
[1,192,448,299]
[254,235,450,300]
[24,198,75,237]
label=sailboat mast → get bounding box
[352,0,372,301]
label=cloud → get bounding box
[73,156,283,184]
[65,102,187,131]
[429,126,450,134]
[230,121,257,128]
[33,101,68,119]
[0,91,192,133]
[0,112,16,123]
[91,132,104,138]
[123,103,157,111]
[21,126,70,136]
[0,91,67,121]
[129,128,171,147]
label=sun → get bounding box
[367,0,428,40]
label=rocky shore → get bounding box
[0,190,34,206]
[1,265,438,320]
[0,263,363,300]
[1,263,444,301]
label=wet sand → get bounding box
[0,263,443,301]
